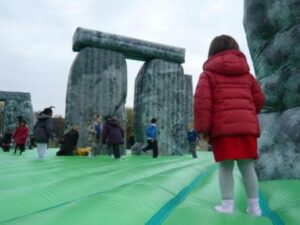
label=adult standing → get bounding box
[33,107,54,160]
[142,118,158,158]
[94,115,102,142]
[87,114,102,157]
[102,115,124,159]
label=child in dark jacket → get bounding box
[102,115,124,159]
[56,126,79,156]
[33,107,54,160]
[2,128,13,152]
[194,35,265,216]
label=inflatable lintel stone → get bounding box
[72,27,185,64]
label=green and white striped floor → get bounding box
[0,149,299,225]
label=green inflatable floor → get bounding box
[0,149,299,225]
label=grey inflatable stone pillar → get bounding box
[181,75,194,151]
[183,75,193,125]
[65,47,127,149]
[0,91,34,133]
[133,59,190,155]
[244,0,300,179]
[68,27,189,155]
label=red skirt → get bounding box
[211,135,258,162]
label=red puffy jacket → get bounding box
[13,125,29,145]
[194,50,265,138]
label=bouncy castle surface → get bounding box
[0,150,299,225]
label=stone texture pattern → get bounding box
[183,75,193,126]
[73,27,185,63]
[178,74,194,151]
[65,47,127,149]
[244,0,300,111]
[0,91,34,133]
[258,108,300,180]
[133,59,192,155]
[244,0,300,179]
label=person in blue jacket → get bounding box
[186,123,200,158]
[142,118,158,158]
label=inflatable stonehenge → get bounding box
[0,91,34,133]
[65,27,193,154]
[244,0,300,179]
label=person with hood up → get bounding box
[101,115,124,159]
[33,107,54,159]
[194,35,265,216]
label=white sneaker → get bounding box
[247,198,262,216]
[247,206,262,216]
[214,199,234,214]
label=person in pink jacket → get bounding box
[13,120,29,155]
[194,35,265,216]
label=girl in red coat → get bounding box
[13,120,29,155]
[194,35,265,216]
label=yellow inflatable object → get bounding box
[74,147,91,156]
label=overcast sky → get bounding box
[0,0,252,116]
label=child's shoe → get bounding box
[247,198,262,216]
[214,199,234,214]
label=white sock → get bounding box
[247,198,262,216]
[214,199,234,214]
